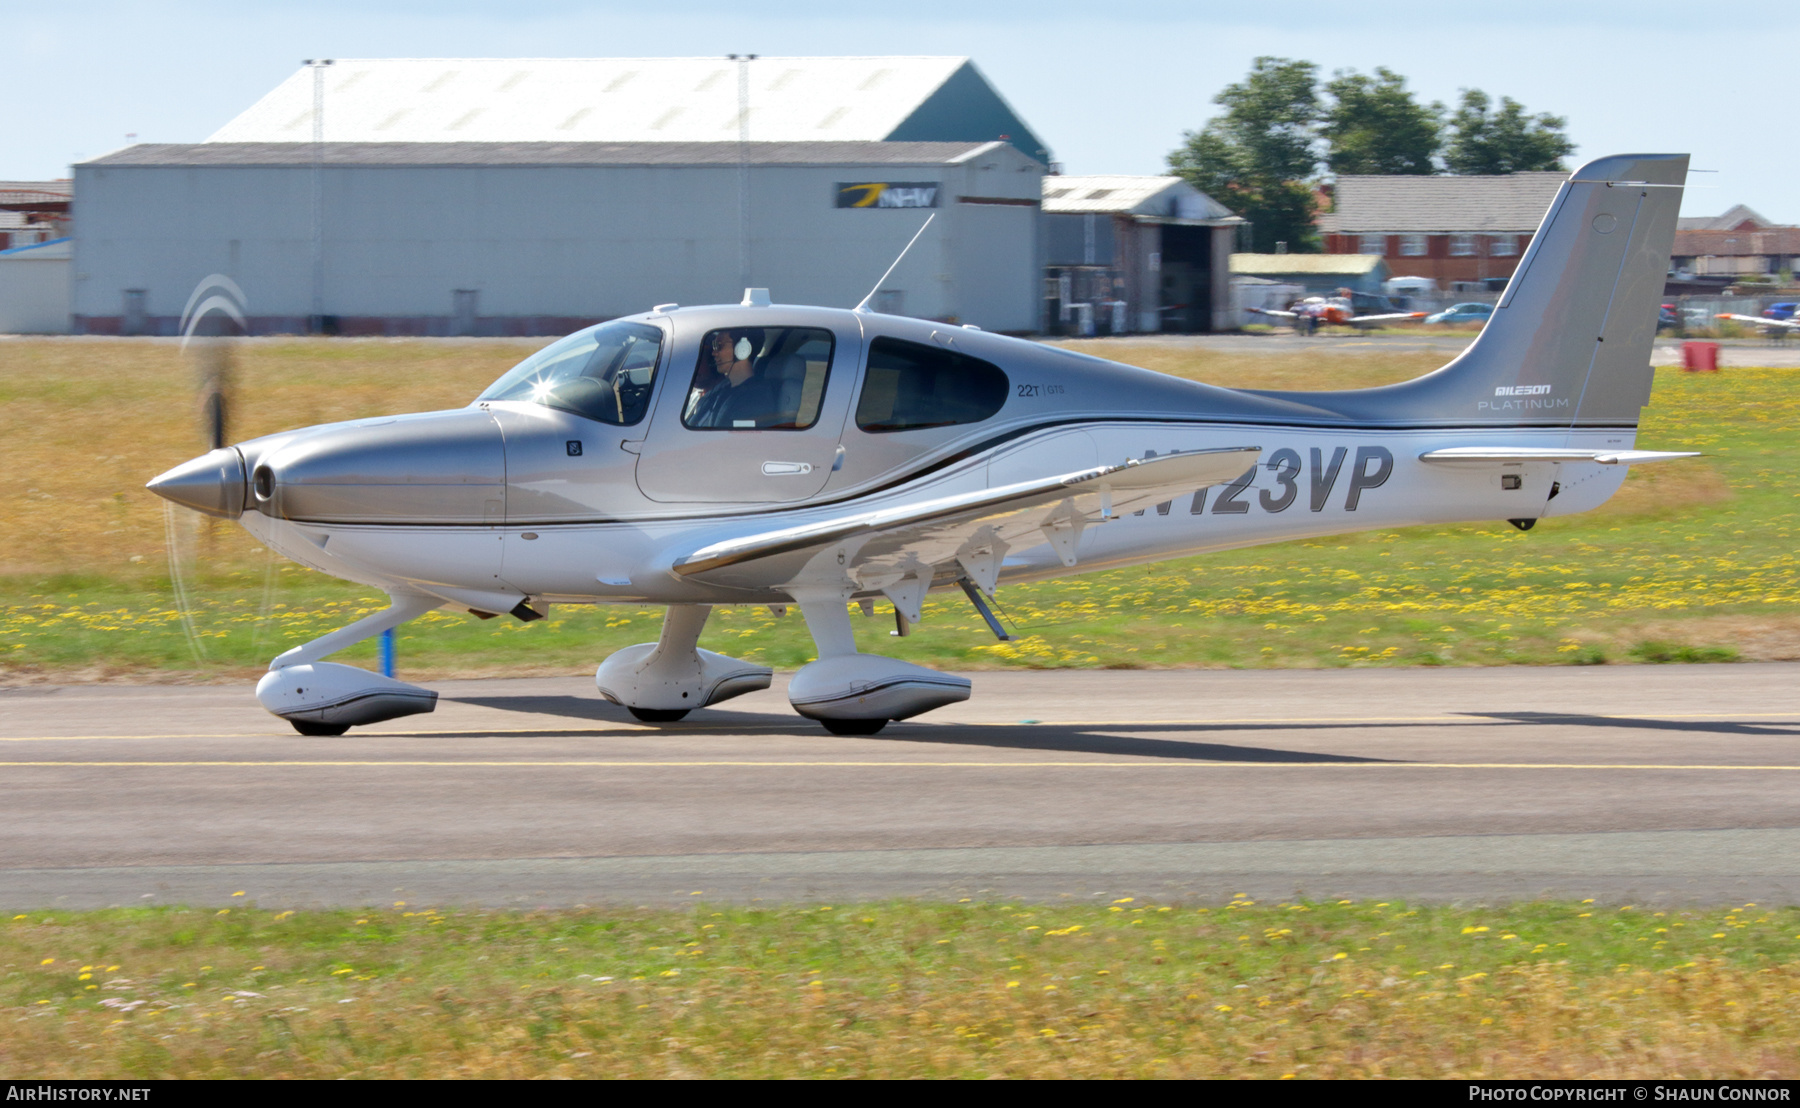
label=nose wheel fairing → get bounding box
[256,663,438,731]
[254,591,443,734]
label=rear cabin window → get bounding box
[854,337,1009,433]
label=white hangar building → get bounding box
[70,57,1051,335]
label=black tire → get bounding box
[628,707,690,723]
[290,720,350,737]
[821,717,887,736]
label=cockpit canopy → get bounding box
[478,320,663,426]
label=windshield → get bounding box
[478,321,663,426]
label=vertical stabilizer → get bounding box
[1276,154,1686,428]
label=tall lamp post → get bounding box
[304,58,333,334]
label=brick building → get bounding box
[1318,172,1564,287]
[0,181,71,250]
[1671,206,1799,278]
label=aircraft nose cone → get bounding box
[146,447,247,519]
[249,409,506,524]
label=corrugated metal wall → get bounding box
[71,152,1044,335]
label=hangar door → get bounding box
[1158,224,1214,333]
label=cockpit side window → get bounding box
[478,321,663,426]
[854,337,1009,433]
[683,327,835,431]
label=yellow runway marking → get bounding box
[2,761,1798,770]
[4,710,1799,743]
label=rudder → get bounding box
[1282,154,1687,429]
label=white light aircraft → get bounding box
[1248,293,1426,334]
[1714,312,1799,334]
[149,153,1696,736]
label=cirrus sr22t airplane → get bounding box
[150,153,1696,737]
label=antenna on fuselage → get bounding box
[853,213,935,314]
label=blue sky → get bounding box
[6,0,1792,220]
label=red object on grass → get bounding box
[1681,341,1720,372]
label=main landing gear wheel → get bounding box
[821,718,888,736]
[290,720,350,736]
[628,707,690,723]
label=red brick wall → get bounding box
[1324,233,1533,283]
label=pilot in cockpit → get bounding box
[686,327,779,429]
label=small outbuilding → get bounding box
[1041,175,1242,333]
[0,237,71,334]
[0,180,71,251]
[1229,253,1389,296]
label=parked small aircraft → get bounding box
[150,154,1696,736]
[1715,312,1800,334]
[1249,291,1426,334]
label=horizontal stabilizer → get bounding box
[1419,447,1699,466]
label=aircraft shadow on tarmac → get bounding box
[1469,710,1800,737]
[440,695,1800,762]
[445,694,1394,763]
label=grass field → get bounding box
[4,339,1797,1080]
[4,899,1795,1078]
[2,336,1796,680]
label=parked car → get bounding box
[1424,302,1494,325]
[1351,292,1406,314]
[1658,304,1679,330]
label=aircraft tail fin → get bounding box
[1274,154,1687,429]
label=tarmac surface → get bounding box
[3,664,1798,909]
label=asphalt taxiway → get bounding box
[3,665,1797,909]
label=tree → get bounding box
[1320,67,1441,176]
[1169,60,1578,251]
[1443,89,1575,175]
[1168,57,1322,253]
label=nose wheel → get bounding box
[820,718,888,736]
[290,720,351,736]
[627,707,690,723]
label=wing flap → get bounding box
[673,446,1261,587]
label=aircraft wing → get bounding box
[1717,313,1800,331]
[1247,307,1298,320]
[1350,312,1428,325]
[671,447,1262,599]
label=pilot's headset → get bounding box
[734,328,766,365]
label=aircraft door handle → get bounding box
[761,461,814,476]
